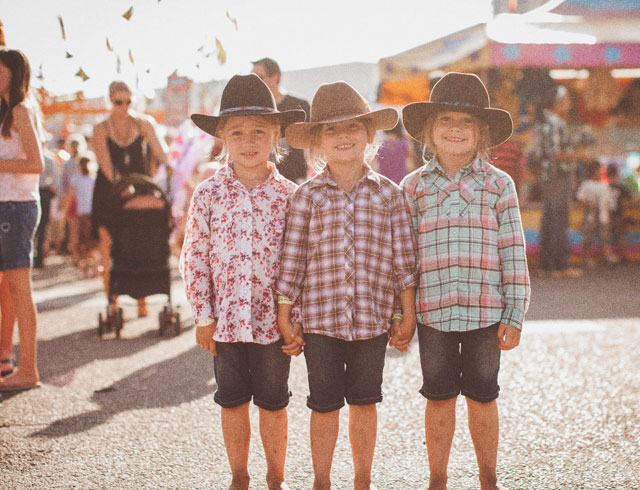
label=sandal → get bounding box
[0,358,15,377]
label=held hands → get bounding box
[497,323,521,350]
[388,314,417,352]
[278,317,305,357]
[195,321,218,356]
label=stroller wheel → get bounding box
[115,308,124,339]
[98,312,104,338]
[173,312,181,336]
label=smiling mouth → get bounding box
[444,136,466,142]
[336,144,354,150]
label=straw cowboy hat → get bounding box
[402,72,513,148]
[285,81,398,149]
[190,74,306,136]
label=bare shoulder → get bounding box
[11,102,30,123]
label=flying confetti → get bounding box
[122,6,133,20]
[116,55,121,74]
[75,68,89,81]
[36,65,44,81]
[106,37,113,52]
[216,37,226,65]
[226,11,238,31]
[58,15,66,40]
[65,51,73,59]
[128,49,135,64]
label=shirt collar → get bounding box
[309,165,381,190]
[420,155,484,179]
[215,161,280,189]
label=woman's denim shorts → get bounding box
[0,201,40,272]
[417,323,501,403]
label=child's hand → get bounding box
[195,321,218,356]
[389,314,417,352]
[278,318,305,356]
[497,323,521,350]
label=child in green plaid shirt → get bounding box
[401,72,530,490]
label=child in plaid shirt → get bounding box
[401,72,531,490]
[276,81,417,490]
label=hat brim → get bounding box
[402,102,513,148]
[285,108,398,149]
[191,109,306,137]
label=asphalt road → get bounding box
[1,257,639,489]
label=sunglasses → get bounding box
[113,99,131,106]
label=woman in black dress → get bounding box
[91,80,169,317]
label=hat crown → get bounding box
[218,74,277,115]
[310,81,371,123]
[430,72,490,110]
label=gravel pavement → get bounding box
[1,257,639,489]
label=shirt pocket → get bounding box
[414,187,446,235]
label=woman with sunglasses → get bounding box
[91,80,169,317]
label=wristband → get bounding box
[277,295,294,305]
[196,318,216,327]
[391,313,403,321]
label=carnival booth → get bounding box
[379,0,640,262]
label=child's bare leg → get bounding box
[221,403,251,490]
[349,404,377,489]
[310,409,340,490]
[259,407,288,489]
[97,227,111,296]
[466,398,499,490]
[425,398,457,490]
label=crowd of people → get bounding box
[0,25,638,490]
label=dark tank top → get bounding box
[106,134,147,178]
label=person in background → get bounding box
[375,122,416,185]
[535,85,583,278]
[60,135,84,261]
[33,133,59,269]
[252,57,311,184]
[0,47,44,391]
[91,80,169,317]
[61,156,98,276]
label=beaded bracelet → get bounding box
[391,313,404,321]
[277,295,294,305]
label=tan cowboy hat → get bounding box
[191,74,306,137]
[402,72,513,148]
[285,81,398,149]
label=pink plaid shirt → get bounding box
[276,167,417,341]
[180,163,299,345]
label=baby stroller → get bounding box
[97,173,181,338]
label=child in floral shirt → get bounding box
[180,74,305,490]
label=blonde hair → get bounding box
[215,115,282,165]
[420,113,491,163]
[108,80,132,99]
[306,119,380,173]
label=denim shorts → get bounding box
[0,201,40,272]
[417,323,501,403]
[304,333,388,413]
[213,340,291,411]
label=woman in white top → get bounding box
[0,47,44,391]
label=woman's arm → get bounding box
[0,103,43,174]
[91,122,116,182]
[140,117,169,166]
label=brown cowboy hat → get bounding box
[285,81,398,149]
[402,72,513,148]
[190,74,306,137]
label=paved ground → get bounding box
[1,257,639,489]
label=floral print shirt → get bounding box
[180,163,298,345]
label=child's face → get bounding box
[430,111,479,163]
[219,116,279,171]
[318,119,369,166]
